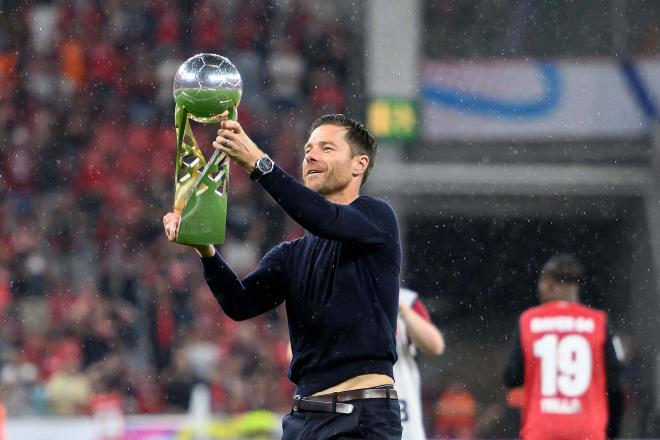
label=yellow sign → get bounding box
[176,409,279,439]
[367,98,418,141]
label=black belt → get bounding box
[292,388,398,414]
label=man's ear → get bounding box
[537,277,551,299]
[352,155,369,177]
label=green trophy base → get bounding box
[174,107,231,245]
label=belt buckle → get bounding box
[335,402,354,414]
[292,394,302,412]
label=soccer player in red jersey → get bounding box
[503,254,623,440]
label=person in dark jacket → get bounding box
[164,114,402,440]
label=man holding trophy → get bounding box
[163,54,403,439]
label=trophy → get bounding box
[172,53,242,244]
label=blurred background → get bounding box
[1,0,659,439]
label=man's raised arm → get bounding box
[163,211,286,321]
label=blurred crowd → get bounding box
[2,1,653,438]
[0,0,357,417]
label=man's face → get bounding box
[302,124,357,195]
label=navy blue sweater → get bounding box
[201,164,401,396]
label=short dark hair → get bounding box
[540,254,584,285]
[309,114,377,186]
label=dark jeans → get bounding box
[282,397,402,440]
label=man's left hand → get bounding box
[212,120,264,173]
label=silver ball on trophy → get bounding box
[173,53,243,123]
[171,53,243,244]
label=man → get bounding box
[163,114,402,439]
[395,287,445,440]
[503,254,624,440]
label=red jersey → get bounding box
[518,301,609,440]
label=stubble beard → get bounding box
[318,174,352,199]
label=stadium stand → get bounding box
[0,0,358,418]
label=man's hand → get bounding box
[162,211,215,258]
[212,120,264,173]
[163,211,181,242]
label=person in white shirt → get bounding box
[395,287,446,440]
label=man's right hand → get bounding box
[162,211,216,258]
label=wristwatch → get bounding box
[249,154,274,181]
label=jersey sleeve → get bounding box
[411,299,431,322]
[258,164,398,245]
[201,244,287,321]
[604,322,624,439]
[503,322,524,388]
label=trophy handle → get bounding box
[174,106,189,210]
[174,106,230,244]
[228,106,238,121]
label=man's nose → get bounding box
[305,149,318,162]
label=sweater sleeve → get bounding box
[258,165,396,245]
[200,244,287,321]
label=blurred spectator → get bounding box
[309,69,346,114]
[44,342,92,416]
[0,349,41,416]
[59,37,86,93]
[191,1,223,52]
[434,381,477,439]
[266,39,306,109]
[161,349,195,412]
[27,3,58,56]
[0,51,18,98]
[129,369,164,414]
[0,0,355,418]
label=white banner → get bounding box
[421,58,660,141]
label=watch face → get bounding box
[258,157,273,173]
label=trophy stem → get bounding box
[173,105,230,245]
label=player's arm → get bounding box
[213,120,395,245]
[503,324,524,388]
[399,299,445,356]
[163,212,286,320]
[260,166,395,244]
[200,245,288,321]
[605,323,624,440]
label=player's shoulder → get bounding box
[520,301,608,326]
[568,302,605,313]
[354,195,396,216]
[399,287,419,306]
[548,301,607,319]
[279,235,306,250]
[523,301,588,314]
[268,236,306,256]
[520,303,544,320]
[519,303,554,326]
[354,196,399,232]
[570,302,608,323]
